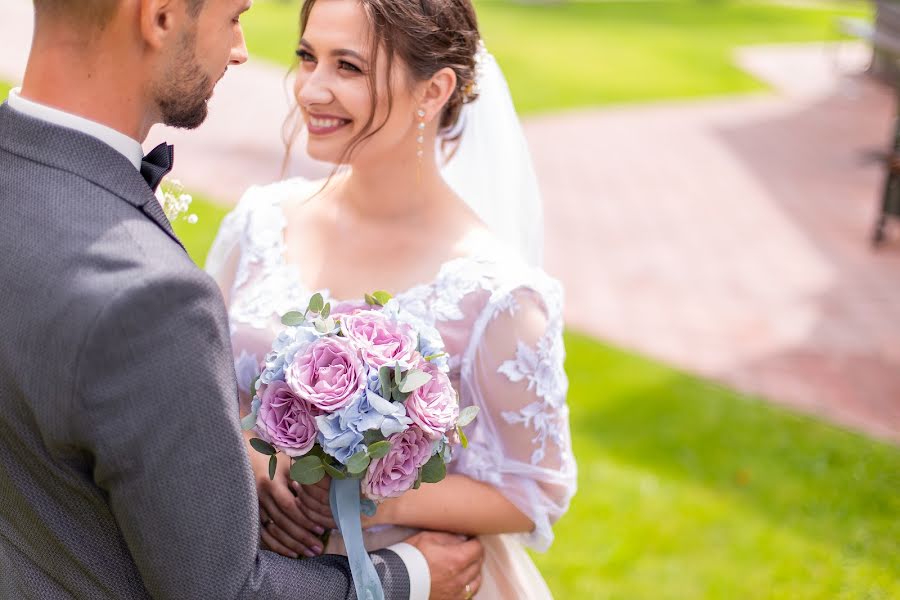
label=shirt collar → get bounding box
[7,87,144,171]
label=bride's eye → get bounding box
[339,60,362,74]
[296,49,316,63]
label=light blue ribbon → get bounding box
[330,478,385,600]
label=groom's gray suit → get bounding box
[0,103,410,599]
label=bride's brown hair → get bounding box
[283,0,482,173]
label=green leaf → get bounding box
[457,405,480,428]
[413,475,422,490]
[290,455,326,485]
[268,454,277,480]
[372,290,393,306]
[364,293,377,306]
[421,453,447,484]
[457,425,469,449]
[391,387,411,403]
[363,430,386,445]
[250,438,276,456]
[367,440,392,460]
[424,352,447,362]
[308,292,325,314]
[321,302,331,319]
[400,369,432,393]
[250,376,260,400]
[240,411,257,431]
[281,311,305,326]
[394,364,403,387]
[379,366,393,399]
[322,460,347,480]
[347,450,371,475]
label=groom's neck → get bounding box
[21,25,153,143]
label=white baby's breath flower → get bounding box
[159,178,199,225]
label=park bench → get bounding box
[838,0,900,246]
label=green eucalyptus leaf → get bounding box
[290,455,325,485]
[281,311,305,326]
[268,454,277,480]
[399,369,432,393]
[413,475,422,490]
[421,453,447,484]
[308,293,325,314]
[457,425,468,449]
[363,430,386,445]
[457,405,480,428]
[322,460,347,480]
[392,387,411,403]
[250,376,260,400]
[379,366,392,399]
[423,352,447,362]
[249,438,276,456]
[367,440,392,460]
[365,293,377,306]
[346,450,371,475]
[321,302,331,319]
[372,291,392,306]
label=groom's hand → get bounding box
[406,532,484,600]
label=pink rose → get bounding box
[363,427,433,501]
[329,300,368,319]
[285,337,365,412]
[256,381,319,457]
[340,310,418,368]
[404,362,459,440]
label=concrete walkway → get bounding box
[2,2,897,442]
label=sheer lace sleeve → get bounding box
[455,276,576,552]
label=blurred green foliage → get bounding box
[240,0,870,114]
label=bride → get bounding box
[206,0,577,596]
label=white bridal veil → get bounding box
[440,44,545,267]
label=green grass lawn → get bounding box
[241,0,869,114]
[178,202,900,598]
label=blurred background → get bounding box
[3,0,899,596]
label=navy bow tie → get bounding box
[140,143,174,192]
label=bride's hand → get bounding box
[361,497,398,529]
[249,449,329,558]
[290,477,337,532]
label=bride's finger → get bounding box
[260,496,322,557]
[260,524,303,559]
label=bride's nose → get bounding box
[296,67,334,107]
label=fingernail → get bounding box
[314,525,325,535]
[303,548,316,558]
[312,545,323,554]
[290,552,300,559]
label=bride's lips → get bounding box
[306,113,352,136]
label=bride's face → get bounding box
[294,0,422,166]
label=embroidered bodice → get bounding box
[206,178,576,551]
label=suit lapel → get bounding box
[0,103,186,252]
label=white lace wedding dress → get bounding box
[206,179,577,599]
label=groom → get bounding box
[0,1,483,599]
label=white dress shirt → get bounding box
[7,87,144,171]
[4,86,431,600]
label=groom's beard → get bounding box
[155,29,214,130]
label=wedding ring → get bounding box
[464,583,473,599]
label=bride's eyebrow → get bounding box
[298,39,367,65]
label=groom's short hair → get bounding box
[33,0,207,28]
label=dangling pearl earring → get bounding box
[416,108,426,183]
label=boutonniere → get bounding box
[158,178,198,224]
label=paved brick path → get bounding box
[2,2,897,441]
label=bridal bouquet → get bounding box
[243,291,477,498]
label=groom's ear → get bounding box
[139,0,188,50]
[419,67,457,124]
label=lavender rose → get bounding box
[404,361,459,440]
[255,381,319,457]
[340,310,418,368]
[363,427,433,501]
[285,337,365,412]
